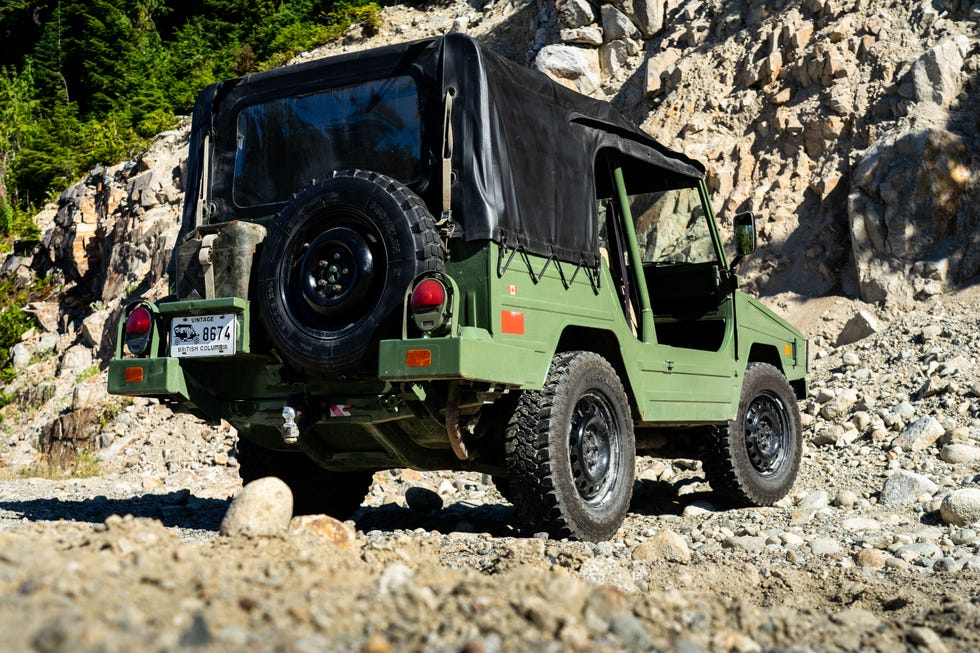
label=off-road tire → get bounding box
[504,351,635,541]
[256,169,443,377]
[236,437,373,519]
[702,362,802,506]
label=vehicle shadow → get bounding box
[353,501,519,538]
[629,478,722,517]
[0,490,231,531]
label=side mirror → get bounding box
[730,211,756,273]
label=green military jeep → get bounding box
[109,34,807,541]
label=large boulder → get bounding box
[847,128,971,304]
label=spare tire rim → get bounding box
[299,225,376,317]
[744,391,789,476]
[569,391,617,503]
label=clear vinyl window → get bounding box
[233,75,422,208]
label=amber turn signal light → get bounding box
[124,367,144,383]
[406,349,432,367]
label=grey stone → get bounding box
[556,0,596,29]
[951,528,977,545]
[722,535,767,552]
[880,470,938,507]
[600,40,630,75]
[36,333,60,355]
[820,388,858,420]
[59,345,93,375]
[836,310,879,346]
[894,541,942,562]
[600,4,639,41]
[830,607,880,630]
[561,26,604,46]
[632,0,667,37]
[940,488,980,526]
[798,490,830,510]
[534,45,601,95]
[834,490,859,508]
[577,557,637,593]
[841,352,861,367]
[681,500,718,516]
[894,401,916,420]
[809,538,841,556]
[220,477,293,537]
[11,342,32,371]
[940,443,980,464]
[893,416,945,451]
[848,128,969,305]
[907,36,970,107]
[81,310,110,348]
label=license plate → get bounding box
[170,314,236,358]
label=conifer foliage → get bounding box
[0,0,382,238]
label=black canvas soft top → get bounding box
[179,33,705,266]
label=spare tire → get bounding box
[256,170,443,377]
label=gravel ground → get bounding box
[1,289,979,651]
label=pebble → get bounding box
[939,489,980,526]
[855,548,887,568]
[939,443,980,464]
[892,416,945,451]
[405,487,444,513]
[880,471,938,507]
[631,529,691,563]
[798,490,830,509]
[809,538,841,556]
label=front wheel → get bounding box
[702,362,802,506]
[505,351,635,541]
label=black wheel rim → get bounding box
[569,391,619,503]
[281,208,386,333]
[299,226,374,316]
[744,391,789,477]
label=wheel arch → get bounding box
[555,326,639,419]
[747,342,807,399]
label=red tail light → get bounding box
[411,279,447,311]
[124,306,153,356]
[125,307,152,335]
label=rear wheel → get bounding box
[505,351,635,541]
[702,363,802,506]
[236,437,373,519]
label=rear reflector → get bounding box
[124,367,144,383]
[406,349,432,367]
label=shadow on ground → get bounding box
[0,477,730,538]
[0,490,230,531]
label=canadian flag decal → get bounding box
[329,404,352,417]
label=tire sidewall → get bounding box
[549,355,635,538]
[729,363,802,502]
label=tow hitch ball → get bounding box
[281,406,299,444]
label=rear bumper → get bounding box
[107,357,189,398]
[378,329,546,387]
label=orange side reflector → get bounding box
[124,367,144,383]
[406,349,432,367]
[501,310,525,335]
[784,344,793,356]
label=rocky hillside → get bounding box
[0,0,978,650]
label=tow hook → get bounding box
[281,406,299,444]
